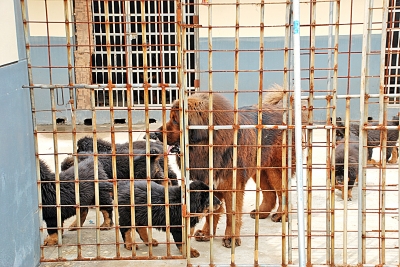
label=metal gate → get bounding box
[21,0,400,266]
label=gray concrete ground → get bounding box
[38,125,399,266]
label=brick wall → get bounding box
[74,0,93,109]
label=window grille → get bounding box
[91,0,196,108]
[386,0,400,105]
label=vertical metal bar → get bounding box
[326,0,334,265]
[230,0,240,263]
[330,1,340,265]
[122,0,135,257]
[359,0,374,264]
[20,0,45,258]
[207,0,215,263]
[307,0,316,264]
[182,10,191,263]
[292,0,306,266]
[139,0,154,257]
[63,0,82,258]
[284,1,292,264]
[254,0,264,264]
[175,0,189,260]
[44,0,53,84]
[49,88,63,257]
[378,1,389,264]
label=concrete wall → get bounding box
[25,0,397,125]
[0,0,40,266]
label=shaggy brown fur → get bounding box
[151,91,297,248]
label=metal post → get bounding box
[292,0,306,266]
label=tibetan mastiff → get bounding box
[336,115,399,164]
[334,135,359,201]
[117,180,222,257]
[40,157,113,245]
[151,90,299,248]
[75,136,178,184]
[61,148,166,184]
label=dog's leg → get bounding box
[250,171,276,219]
[221,189,244,248]
[100,209,114,230]
[348,187,353,201]
[44,232,59,246]
[388,146,398,164]
[68,208,88,231]
[178,244,200,258]
[136,227,159,246]
[194,192,223,242]
[123,229,138,250]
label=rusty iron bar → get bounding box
[49,88,64,257]
[292,0,306,266]
[306,0,316,265]
[20,0,48,260]
[63,0,84,258]
[229,0,240,263]
[328,0,340,265]
[378,0,390,264]
[139,0,156,258]
[282,0,292,264]
[206,0,216,264]
[253,0,265,264]
[359,0,374,264]
[181,12,192,263]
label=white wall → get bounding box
[27,0,72,37]
[0,0,19,65]
[198,0,385,37]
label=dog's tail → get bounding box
[263,84,285,105]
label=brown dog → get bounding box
[151,90,298,248]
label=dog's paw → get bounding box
[222,237,241,248]
[100,221,114,230]
[145,238,159,247]
[271,213,282,222]
[250,209,270,219]
[190,247,200,258]
[44,233,58,246]
[194,230,210,242]
[124,243,139,250]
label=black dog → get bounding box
[40,157,114,245]
[117,180,222,258]
[61,148,166,184]
[334,135,359,201]
[336,115,399,164]
[76,136,178,185]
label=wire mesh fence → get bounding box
[20,0,400,266]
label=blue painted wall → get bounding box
[29,34,397,125]
[0,1,40,266]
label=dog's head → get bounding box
[77,136,112,153]
[150,93,235,146]
[188,180,222,215]
[129,148,166,184]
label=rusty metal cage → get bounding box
[20,0,400,266]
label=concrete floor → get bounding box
[38,124,399,266]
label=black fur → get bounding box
[336,115,399,162]
[335,135,359,201]
[40,158,113,241]
[118,180,221,255]
[76,136,178,185]
[61,149,166,184]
